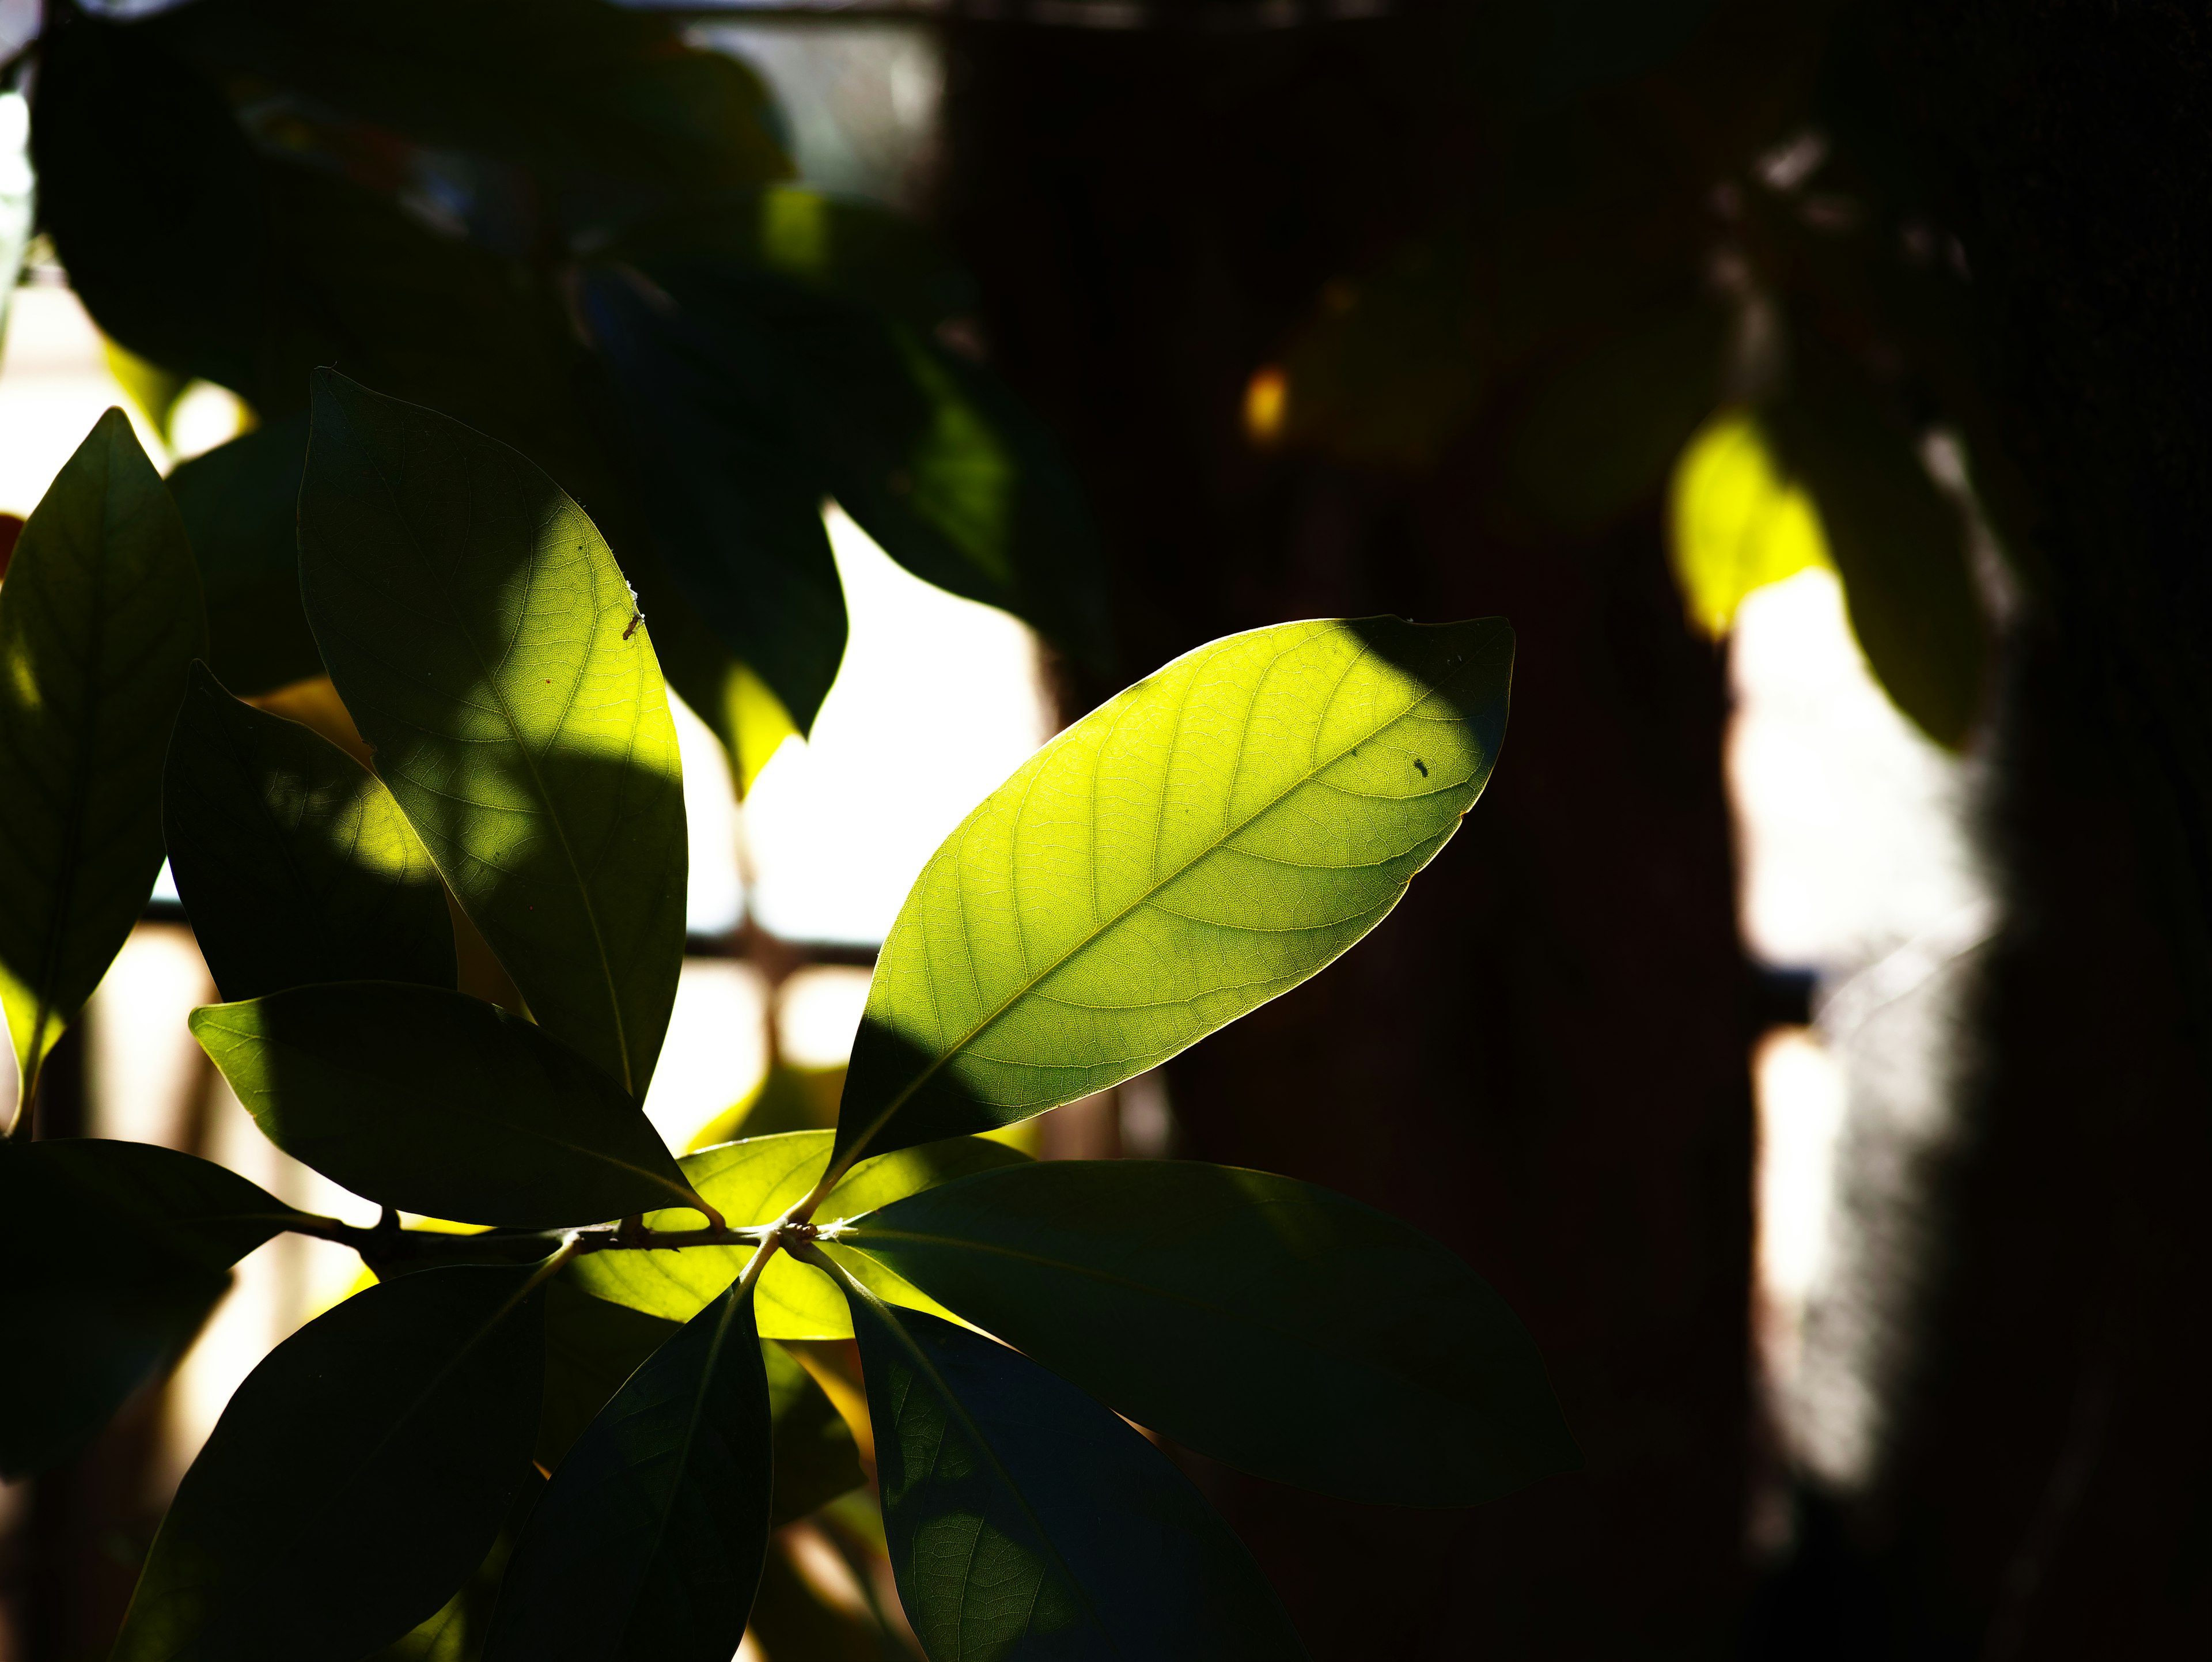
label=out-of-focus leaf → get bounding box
[1765,353,1987,748]
[190,982,699,1228]
[744,1534,883,1662]
[688,1058,843,1152]
[105,340,190,440]
[835,615,1513,1169]
[0,1139,290,1478]
[1666,408,1831,635]
[112,1265,544,1662]
[164,663,454,1001]
[166,415,323,696]
[0,410,206,1122]
[846,1160,1578,1507]
[840,1288,1309,1662]
[1506,304,1726,530]
[298,373,687,1097]
[537,1276,681,1473]
[574,1130,1027,1338]
[764,1337,865,1524]
[487,1283,773,1662]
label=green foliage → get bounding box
[0,410,205,1122]
[113,1265,544,1662]
[2,377,1562,1657]
[298,373,687,1097]
[834,615,1512,1167]
[164,662,455,1001]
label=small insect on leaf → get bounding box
[623,581,645,642]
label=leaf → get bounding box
[764,1337,865,1525]
[164,662,456,1002]
[838,1285,1309,1662]
[0,409,207,1123]
[573,1131,1028,1338]
[298,372,688,1097]
[0,1139,289,1478]
[843,1160,1578,1506]
[487,1281,774,1662]
[369,1474,545,1662]
[1764,353,1988,748]
[113,1263,545,1662]
[1666,408,1832,636]
[166,415,324,696]
[537,1277,682,1474]
[835,614,1513,1169]
[190,981,698,1227]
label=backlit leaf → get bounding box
[164,663,455,1002]
[488,1282,773,1662]
[0,410,205,1122]
[190,982,698,1227]
[834,615,1513,1169]
[844,1160,1578,1506]
[298,372,687,1097]
[1666,408,1831,636]
[113,1264,544,1662]
[839,1284,1309,1662]
[573,1130,1026,1338]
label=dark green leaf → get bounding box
[835,615,1513,1168]
[764,1338,865,1525]
[369,1474,545,1662]
[537,1277,682,1473]
[0,409,206,1122]
[844,1160,1578,1506]
[1765,353,1988,748]
[190,981,698,1227]
[0,1139,286,1478]
[573,1130,1028,1337]
[839,1284,1308,1662]
[298,372,688,1097]
[164,662,455,1002]
[488,1282,774,1662]
[167,415,323,696]
[112,1263,544,1662]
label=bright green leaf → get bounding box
[297,372,687,1098]
[844,1160,1579,1507]
[190,982,698,1227]
[573,1130,1027,1338]
[1666,408,1831,637]
[164,662,455,1002]
[0,1138,289,1478]
[487,1282,773,1662]
[834,615,1513,1170]
[0,408,205,1124]
[838,1283,1309,1662]
[113,1263,544,1662]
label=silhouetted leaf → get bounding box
[370,1475,544,1662]
[838,1285,1309,1662]
[835,615,1513,1169]
[764,1338,865,1524]
[0,410,206,1121]
[1766,350,1987,747]
[574,1130,1026,1338]
[0,1139,289,1478]
[113,1264,544,1662]
[488,1282,773,1662]
[165,663,455,1001]
[190,982,698,1227]
[538,1277,681,1473]
[298,372,687,1097]
[845,1160,1578,1506]
[167,415,322,696]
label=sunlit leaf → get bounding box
[0,1139,289,1478]
[298,372,687,1097]
[488,1283,773,1662]
[1765,351,1988,748]
[190,982,698,1227]
[1666,408,1831,636]
[839,1285,1309,1662]
[0,409,206,1122]
[165,663,455,1002]
[844,1160,1578,1506]
[835,615,1513,1169]
[113,1264,544,1662]
[573,1130,1027,1338]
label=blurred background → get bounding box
[5,1,2211,1657]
